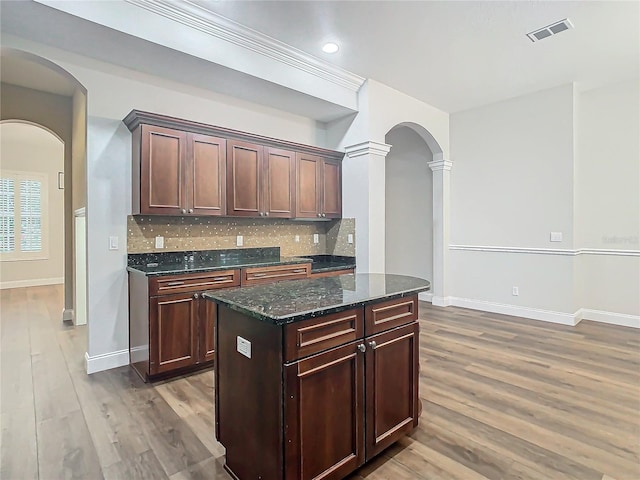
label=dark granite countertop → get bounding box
[127,247,310,276]
[306,254,356,273]
[203,273,430,325]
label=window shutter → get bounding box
[0,178,16,253]
[19,179,42,252]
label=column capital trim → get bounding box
[344,141,392,159]
[428,158,453,172]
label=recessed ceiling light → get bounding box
[322,42,339,54]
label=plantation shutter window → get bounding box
[0,172,48,261]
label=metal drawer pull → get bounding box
[292,269,306,273]
[212,276,229,281]
[181,209,186,214]
[357,344,366,353]
[166,281,185,286]
[193,293,199,299]
[368,341,377,349]
[188,208,194,213]
[252,273,267,277]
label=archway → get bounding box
[0,48,88,325]
[383,122,448,303]
[385,126,434,292]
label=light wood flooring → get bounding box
[1,285,639,479]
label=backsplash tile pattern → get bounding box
[127,216,356,257]
[327,218,356,257]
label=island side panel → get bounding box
[128,270,150,381]
[216,305,284,480]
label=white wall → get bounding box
[0,122,65,287]
[575,80,640,317]
[385,126,433,283]
[449,84,577,316]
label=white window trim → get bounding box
[0,170,50,262]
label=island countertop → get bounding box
[202,273,430,325]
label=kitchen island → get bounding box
[203,273,430,480]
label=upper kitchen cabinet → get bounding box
[129,123,226,216]
[226,143,296,218]
[124,111,342,219]
[296,153,342,219]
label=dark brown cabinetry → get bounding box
[215,295,420,480]
[129,269,240,381]
[226,142,296,218]
[241,263,310,286]
[296,153,342,219]
[132,124,226,216]
[124,111,341,219]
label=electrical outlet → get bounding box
[109,236,118,250]
[155,236,164,249]
[550,232,563,242]
[236,235,243,247]
[512,286,519,296]
[313,233,319,244]
[347,234,354,244]
[294,235,300,243]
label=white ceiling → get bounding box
[1,1,638,116]
[193,0,640,113]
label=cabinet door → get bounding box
[149,293,198,375]
[264,147,295,218]
[188,133,226,216]
[321,158,342,218]
[365,322,420,460]
[140,125,187,215]
[227,140,263,216]
[199,296,216,363]
[295,153,321,218]
[284,341,365,480]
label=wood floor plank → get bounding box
[1,408,39,480]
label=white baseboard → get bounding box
[0,277,64,290]
[578,309,640,329]
[85,349,129,374]
[418,292,433,303]
[448,297,579,326]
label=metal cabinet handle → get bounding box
[212,276,229,281]
[189,208,194,213]
[357,344,366,353]
[321,213,326,218]
[292,269,306,273]
[368,340,377,349]
[193,293,199,299]
[252,273,267,277]
[265,211,269,216]
[181,208,186,214]
[317,213,322,217]
[166,281,185,286]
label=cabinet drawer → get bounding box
[365,295,418,336]
[150,269,240,296]
[241,263,310,286]
[285,308,363,362]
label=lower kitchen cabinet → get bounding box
[129,268,239,381]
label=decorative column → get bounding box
[428,155,452,306]
[343,141,392,273]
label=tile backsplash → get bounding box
[127,216,356,257]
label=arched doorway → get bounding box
[385,126,434,287]
[384,122,446,302]
[0,48,88,325]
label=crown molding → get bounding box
[427,158,453,171]
[125,0,366,92]
[344,141,392,159]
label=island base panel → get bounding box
[216,305,283,480]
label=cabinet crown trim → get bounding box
[123,110,344,161]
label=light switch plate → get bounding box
[347,234,354,244]
[155,236,164,249]
[109,236,118,250]
[313,233,319,244]
[237,336,251,359]
[550,232,563,242]
[236,235,243,247]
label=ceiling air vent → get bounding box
[527,18,573,42]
